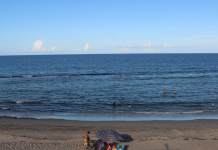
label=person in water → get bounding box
[174,90,177,94]
[163,89,166,94]
[113,101,115,107]
[84,131,90,150]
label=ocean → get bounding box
[1,54,218,121]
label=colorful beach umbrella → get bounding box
[95,129,123,142]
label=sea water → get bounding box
[0,54,218,121]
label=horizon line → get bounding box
[1,52,218,56]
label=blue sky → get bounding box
[0,0,217,55]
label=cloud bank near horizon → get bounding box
[118,41,173,51]
[32,40,59,52]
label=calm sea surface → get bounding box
[1,54,218,120]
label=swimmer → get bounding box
[174,90,177,94]
[163,89,166,94]
[113,101,115,107]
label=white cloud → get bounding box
[84,43,89,51]
[50,47,58,51]
[117,41,174,52]
[32,40,44,51]
[162,44,173,48]
[121,48,130,51]
[143,41,152,47]
[125,45,138,48]
[32,40,59,51]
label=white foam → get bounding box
[134,111,205,115]
[23,75,33,78]
[1,107,10,110]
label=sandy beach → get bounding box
[1,117,218,150]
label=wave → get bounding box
[0,75,42,78]
[1,107,10,110]
[125,109,218,114]
[1,106,218,116]
[3,100,213,109]
[0,73,115,79]
[133,111,206,114]
[43,101,213,108]
[61,110,218,115]
[6,101,43,104]
[1,70,218,79]
[80,101,213,106]
[1,107,29,113]
[23,75,33,78]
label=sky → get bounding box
[0,0,218,55]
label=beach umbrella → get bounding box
[95,129,123,142]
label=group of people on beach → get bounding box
[84,131,111,150]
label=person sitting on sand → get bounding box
[84,131,90,150]
[97,139,105,150]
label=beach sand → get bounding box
[1,117,218,150]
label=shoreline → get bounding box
[1,110,218,121]
[1,118,218,149]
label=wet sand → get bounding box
[1,117,218,150]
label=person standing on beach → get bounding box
[84,131,90,150]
